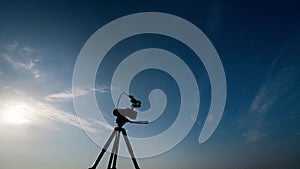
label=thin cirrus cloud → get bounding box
[0,41,41,78]
[0,86,113,134]
[43,86,113,133]
[45,86,110,102]
[32,99,113,133]
[242,52,300,143]
[45,89,89,102]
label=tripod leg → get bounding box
[107,131,120,169]
[107,150,114,169]
[112,131,120,169]
[89,129,117,169]
[121,129,140,169]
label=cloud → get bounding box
[20,46,38,57]
[0,87,113,133]
[45,89,88,102]
[242,129,266,143]
[45,86,110,102]
[0,42,41,78]
[31,100,113,133]
[5,41,18,51]
[241,45,300,142]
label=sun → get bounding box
[2,102,33,125]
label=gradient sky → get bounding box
[0,1,300,169]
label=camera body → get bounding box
[116,107,138,119]
[114,95,141,120]
[113,94,143,127]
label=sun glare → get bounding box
[2,102,33,124]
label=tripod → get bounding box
[89,109,147,169]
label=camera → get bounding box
[113,93,148,127]
[114,95,141,120]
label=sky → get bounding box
[0,0,300,169]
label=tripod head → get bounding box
[114,93,149,127]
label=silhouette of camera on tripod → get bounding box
[89,93,148,169]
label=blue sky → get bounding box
[0,1,300,169]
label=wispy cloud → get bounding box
[242,128,266,143]
[45,89,88,102]
[0,41,41,78]
[45,86,110,102]
[241,54,300,143]
[31,100,113,133]
[20,45,38,57]
[0,87,113,133]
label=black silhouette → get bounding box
[89,93,148,169]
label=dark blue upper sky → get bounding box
[0,1,299,169]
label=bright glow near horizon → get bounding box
[2,101,33,124]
